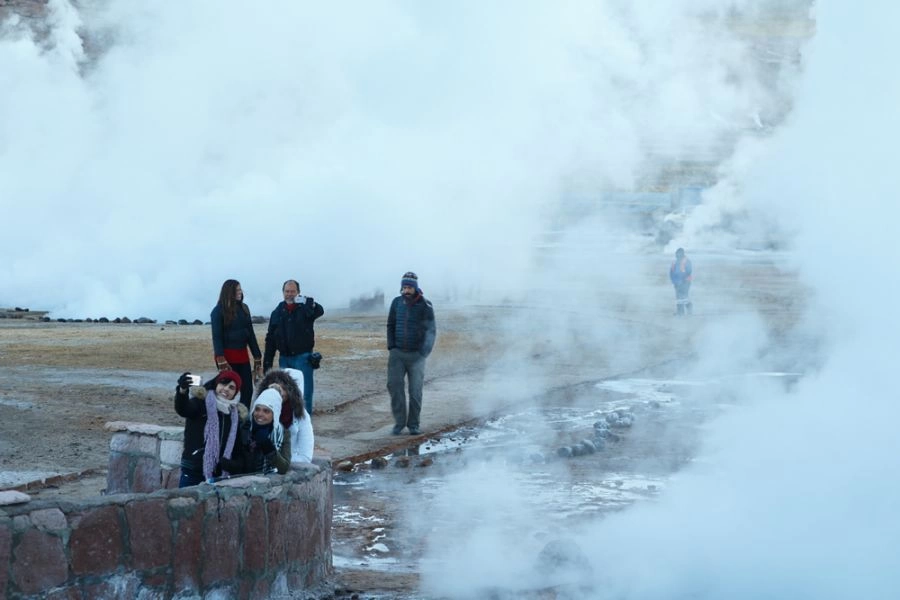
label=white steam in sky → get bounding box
[1,0,789,320]
[419,1,900,598]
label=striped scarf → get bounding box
[202,390,239,480]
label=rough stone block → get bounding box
[0,490,31,506]
[109,432,159,456]
[159,439,183,467]
[132,456,162,493]
[0,523,11,595]
[29,507,67,531]
[161,467,181,489]
[11,529,68,595]
[242,496,267,573]
[81,574,139,599]
[173,500,204,591]
[106,452,131,495]
[295,500,322,564]
[125,498,171,570]
[44,587,82,600]
[266,499,288,567]
[69,505,124,576]
[202,497,242,587]
[282,500,306,565]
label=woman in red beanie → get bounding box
[173,370,248,487]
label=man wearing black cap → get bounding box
[387,271,437,435]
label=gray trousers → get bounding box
[387,349,426,429]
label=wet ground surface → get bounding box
[330,370,798,598]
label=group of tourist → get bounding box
[175,272,436,487]
[174,250,685,487]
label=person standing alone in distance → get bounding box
[669,248,694,316]
[211,279,262,408]
[263,279,324,416]
[387,271,436,435]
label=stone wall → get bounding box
[1,422,333,599]
[105,422,185,494]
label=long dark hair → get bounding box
[217,279,244,326]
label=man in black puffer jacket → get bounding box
[263,279,324,415]
[387,271,436,436]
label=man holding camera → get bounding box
[263,279,324,416]
[387,271,437,436]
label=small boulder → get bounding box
[371,457,389,469]
[335,460,354,472]
[394,457,411,468]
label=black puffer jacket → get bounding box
[210,303,262,358]
[174,381,248,475]
[263,299,324,370]
[387,294,436,356]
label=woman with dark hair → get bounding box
[211,279,262,407]
[173,370,248,487]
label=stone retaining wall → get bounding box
[1,422,333,599]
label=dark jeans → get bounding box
[387,349,426,430]
[279,352,314,415]
[232,361,253,408]
[179,466,204,488]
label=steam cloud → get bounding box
[2,0,788,319]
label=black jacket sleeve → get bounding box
[420,300,436,357]
[387,297,397,350]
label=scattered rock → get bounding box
[536,538,592,580]
[580,440,596,454]
[556,446,573,458]
[394,457,411,468]
[416,457,434,468]
[605,410,634,428]
[349,291,385,313]
[335,460,354,472]
[371,457,388,469]
[0,490,31,505]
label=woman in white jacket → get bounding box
[253,368,315,463]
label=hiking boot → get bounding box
[392,426,404,435]
[408,427,421,435]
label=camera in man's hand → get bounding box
[308,352,323,370]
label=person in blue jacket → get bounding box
[669,248,693,316]
[387,271,436,435]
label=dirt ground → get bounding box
[0,258,809,597]
[0,256,806,489]
[0,257,807,484]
